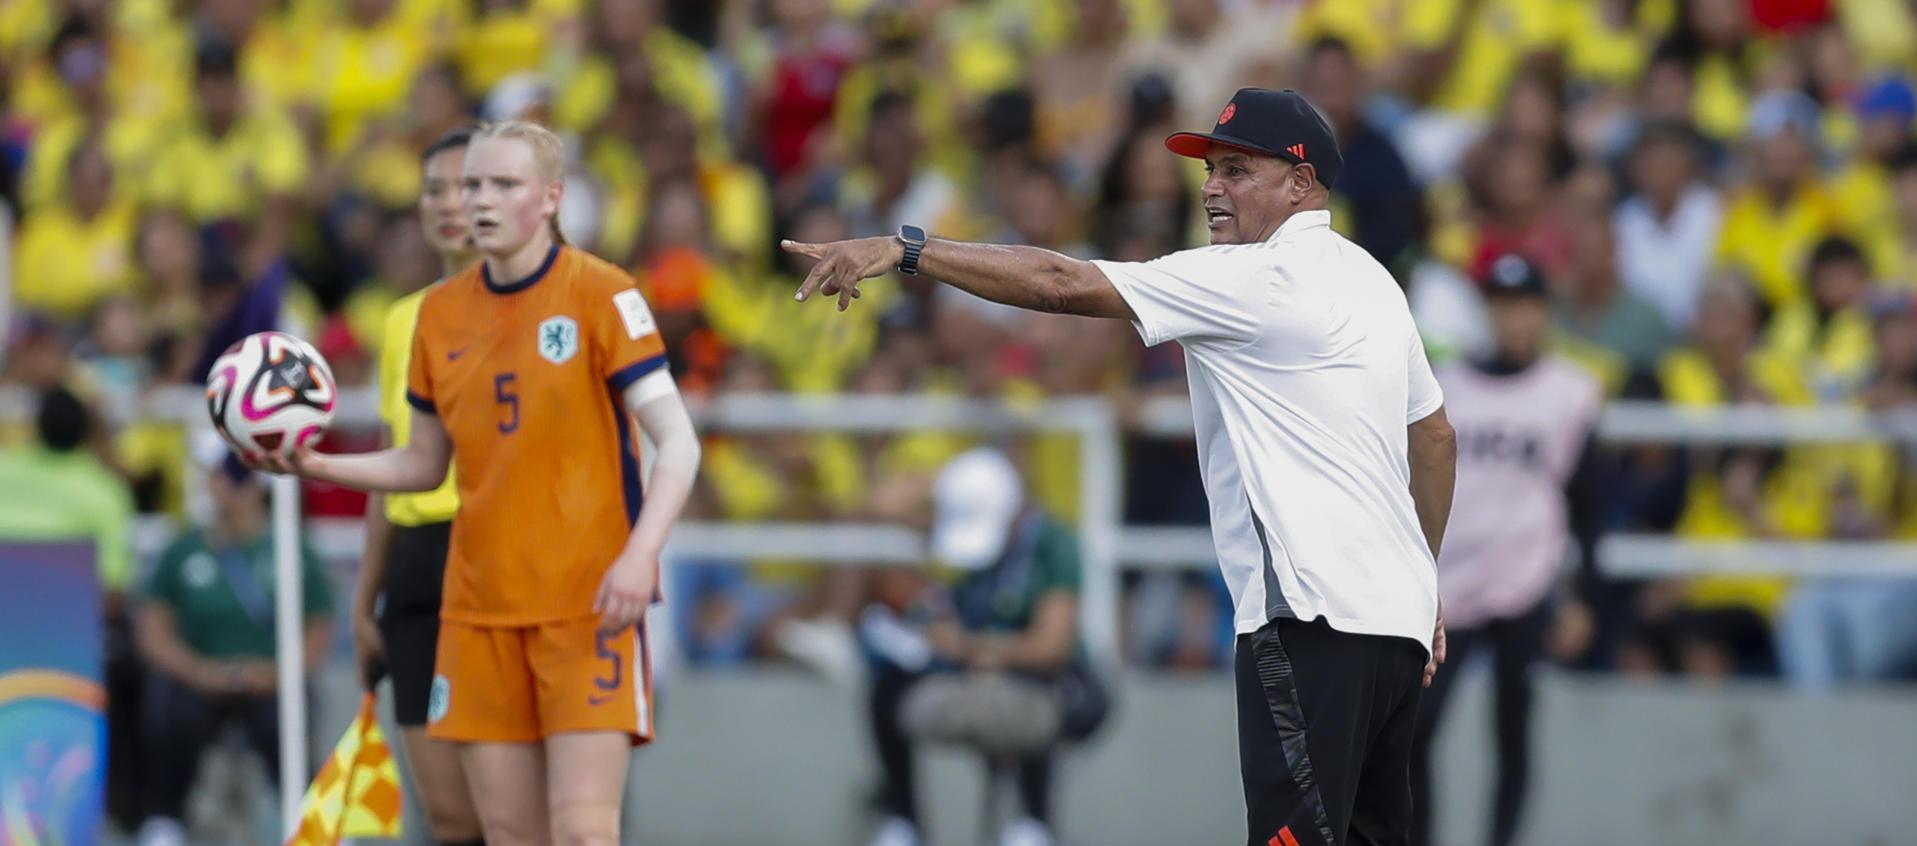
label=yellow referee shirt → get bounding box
[379,287,459,525]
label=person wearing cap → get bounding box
[786,87,1456,846]
[862,448,1103,846]
[131,446,333,846]
[1410,255,1603,846]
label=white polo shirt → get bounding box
[1094,210,1444,652]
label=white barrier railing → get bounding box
[30,387,1917,594]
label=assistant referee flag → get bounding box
[283,693,404,845]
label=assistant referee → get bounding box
[786,88,1458,846]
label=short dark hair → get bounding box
[1306,35,1355,63]
[1633,120,1704,160]
[195,38,239,80]
[47,14,99,60]
[1807,236,1867,276]
[420,126,476,166]
[867,89,914,124]
[35,387,90,452]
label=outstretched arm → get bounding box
[783,236,1135,320]
[253,408,453,493]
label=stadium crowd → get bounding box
[5,0,1917,728]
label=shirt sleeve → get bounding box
[1406,329,1445,424]
[594,278,670,391]
[405,308,437,415]
[378,298,414,429]
[1035,521,1083,596]
[1091,246,1270,347]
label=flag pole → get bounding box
[273,472,307,837]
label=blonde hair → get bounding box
[473,119,569,243]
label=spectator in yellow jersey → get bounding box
[303,0,433,153]
[12,139,137,322]
[193,0,314,112]
[1766,237,1879,402]
[18,15,166,212]
[1831,77,1916,244]
[1715,90,1845,311]
[453,0,566,98]
[144,41,308,263]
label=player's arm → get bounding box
[594,369,702,632]
[1407,405,1457,560]
[1408,404,1456,687]
[260,409,453,492]
[783,236,1135,319]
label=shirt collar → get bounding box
[1266,209,1332,244]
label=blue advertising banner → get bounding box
[0,543,104,846]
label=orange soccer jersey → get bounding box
[407,244,667,626]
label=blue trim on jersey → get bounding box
[405,391,436,414]
[606,353,669,393]
[607,387,644,526]
[483,244,561,294]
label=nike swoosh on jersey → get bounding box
[587,692,615,706]
[447,346,469,361]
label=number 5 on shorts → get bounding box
[593,629,622,692]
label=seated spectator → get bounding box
[1765,236,1878,402]
[131,446,333,846]
[1715,90,1845,312]
[1614,121,1722,334]
[1628,278,1810,678]
[1775,295,1917,689]
[1552,213,1676,380]
[863,448,1107,846]
[11,138,138,322]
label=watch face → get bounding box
[899,224,927,245]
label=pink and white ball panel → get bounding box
[204,330,337,458]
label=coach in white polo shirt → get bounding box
[784,88,1458,846]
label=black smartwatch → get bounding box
[896,224,927,276]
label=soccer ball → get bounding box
[205,331,337,458]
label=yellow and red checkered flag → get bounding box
[283,693,404,846]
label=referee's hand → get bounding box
[784,237,904,312]
[1423,607,1446,688]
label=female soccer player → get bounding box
[350,126,484,846]
[260,120,701,846]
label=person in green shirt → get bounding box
[0,386,135,597]
[863,448,1108,846]
[131,451,333,846]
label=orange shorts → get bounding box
[427,616,655,745]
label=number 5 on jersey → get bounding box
[495,372,518,433]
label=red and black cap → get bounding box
[1166,88,1344,189]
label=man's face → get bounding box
[1201,147,1301,245]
